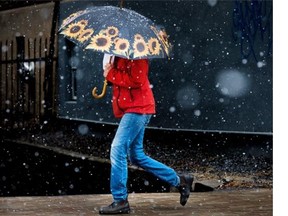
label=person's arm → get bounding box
[105,59,148,89]
[102,54,114,70]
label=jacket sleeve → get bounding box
[106,59,148,89]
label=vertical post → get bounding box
[0,41,2,114]
[120,0,124,9]
[43,0,60,119]
[16,36,25,116]
[5,40,9,117]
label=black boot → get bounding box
[99,200,130,214]
[177,174,193,206]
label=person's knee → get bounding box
[129,154,139,166]
[110,145,125,166]
[129,152,147,166]
[110,149,117,166]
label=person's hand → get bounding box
[103,63,113,78]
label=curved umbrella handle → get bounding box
[92,79,108,99]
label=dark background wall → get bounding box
[58,0,272,133]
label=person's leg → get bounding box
[128,115,193,206]
[110,113,149,201]
[100,113,148,214]
[128,121,179,187]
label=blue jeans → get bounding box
[110,113,180,201]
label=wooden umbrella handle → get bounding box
[92,79,108,99]
[92,55,113,99]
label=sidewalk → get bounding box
[0,189,272,215]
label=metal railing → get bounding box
[0,36,57,128]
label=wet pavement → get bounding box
[0,189,272,215]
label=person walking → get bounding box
[99,54,193,214]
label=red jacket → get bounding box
[106,57,156,118]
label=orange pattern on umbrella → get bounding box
[148,38,161,55]
[60,13,171,59]
[133,37,149,58]
[61,21,86,39]
[86,34,112,52]
[114,38,130,56]
[60,10,87,30]
[105,26,119,38]
[77,28,94,42]
[150,25,171,57]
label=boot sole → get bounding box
[99,207,130,214]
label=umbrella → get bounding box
[59,4,171,98]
